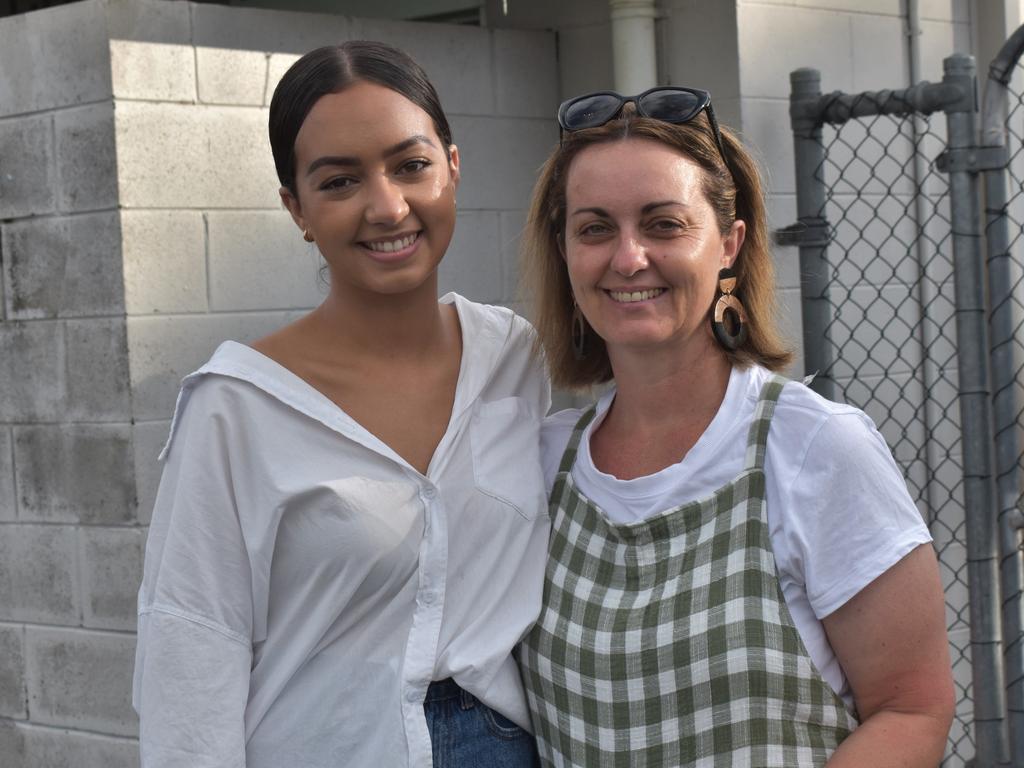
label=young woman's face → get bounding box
[563,138,744,360]
[282,81,459,300]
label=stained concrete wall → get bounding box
[0,0,557,764]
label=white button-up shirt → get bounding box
[133,295,551,768]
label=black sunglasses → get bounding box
[556,87,730,170]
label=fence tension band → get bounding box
[936,145,1010,173]
[773,217,830,248]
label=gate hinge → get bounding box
[773,217,830,247]
[935,146,1009,173]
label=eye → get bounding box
[578,221,613,238]
[398,158,432,175]
[648,218,686,235]
[319,175,357,192]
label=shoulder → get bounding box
[159,342,300,462]
[540,407,588,490]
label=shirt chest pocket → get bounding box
[469,397,547,520]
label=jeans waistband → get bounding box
[425,678,475,708]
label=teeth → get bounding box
[366,233,417,253]
[608,288,665,303]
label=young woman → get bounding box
[518,88,954,766]
[133,41,547,768]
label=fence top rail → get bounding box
[793,81,966,127]
[981,22,1024,148]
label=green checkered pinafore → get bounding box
[520,375,857,767]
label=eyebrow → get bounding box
[305,135,438,176]
[569,201,686,217]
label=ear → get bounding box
[721,219,746,269]
[447,144,461,190]
[279,186,306,233]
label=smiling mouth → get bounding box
[607,288,666,303]
[362,232,420,253]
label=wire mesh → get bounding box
[810,96,972,765]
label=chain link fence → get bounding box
[798,94,971,765]
[783,36,1024,766]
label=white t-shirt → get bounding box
[133,294,551,768]
[541,363,932,708]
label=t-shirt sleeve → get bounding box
[133,381,254,767]
[541,409,583,493]
[775,409,933,620]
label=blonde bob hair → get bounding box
[521,111,792,390]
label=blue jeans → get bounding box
[424,679,540,768]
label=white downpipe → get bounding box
[609,0,658,94]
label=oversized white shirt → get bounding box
[541,363,932,708]
[133,294,551,768]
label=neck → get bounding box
[312,276,453,361]
[604,336,733,434]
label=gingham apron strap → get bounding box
[556,405,598,476]
[743,373,789,471]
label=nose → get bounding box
[364,177,410,226]
[610,233,649,277]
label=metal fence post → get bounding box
[981,25,1024,764]
[788,68,835,401]
[942,52,1010,767]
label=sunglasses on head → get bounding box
[556,86,730,170]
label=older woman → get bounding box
[518,88,954,766]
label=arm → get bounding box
[822,543,954,767]
[133,382,255,768]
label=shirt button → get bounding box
[406,690,419,703]
[423,487,437,500]
[421,590,436,605]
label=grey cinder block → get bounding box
[0,525,79,624]
[448,115,557,211]
[25,627,138,737]
[0,622,27,719]
[121,210,207,315]
[192,2,351,53]
[0,428,14,521]
[0,719,25,768]
[55,104,118,212]
[0,0,111,119]
[207,210,323,311]
[439,211,503,303]
[0,115,56,219]
[0,321,66,423]
[64,318,131,422]
[197,48,269,106]
[14,425,136,524]
[2,213,124,320]
[80,527,144,631]
[22,724,139,768]
[115,102,279,209]
[127,311,293,421]
[359,18,494,115]
[494,29,558,119]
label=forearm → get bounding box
[826,708,951,767]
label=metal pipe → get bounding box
[980,21,1024,764]
[943,52,1011,768]
[608,0,658,93]
[788,68,835,401]
[904,0,943,537]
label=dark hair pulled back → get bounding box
[269,40,453,195]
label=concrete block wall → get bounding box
[0,1,140,763]
[0,0,558,763]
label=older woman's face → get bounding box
[563,137,744,361]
